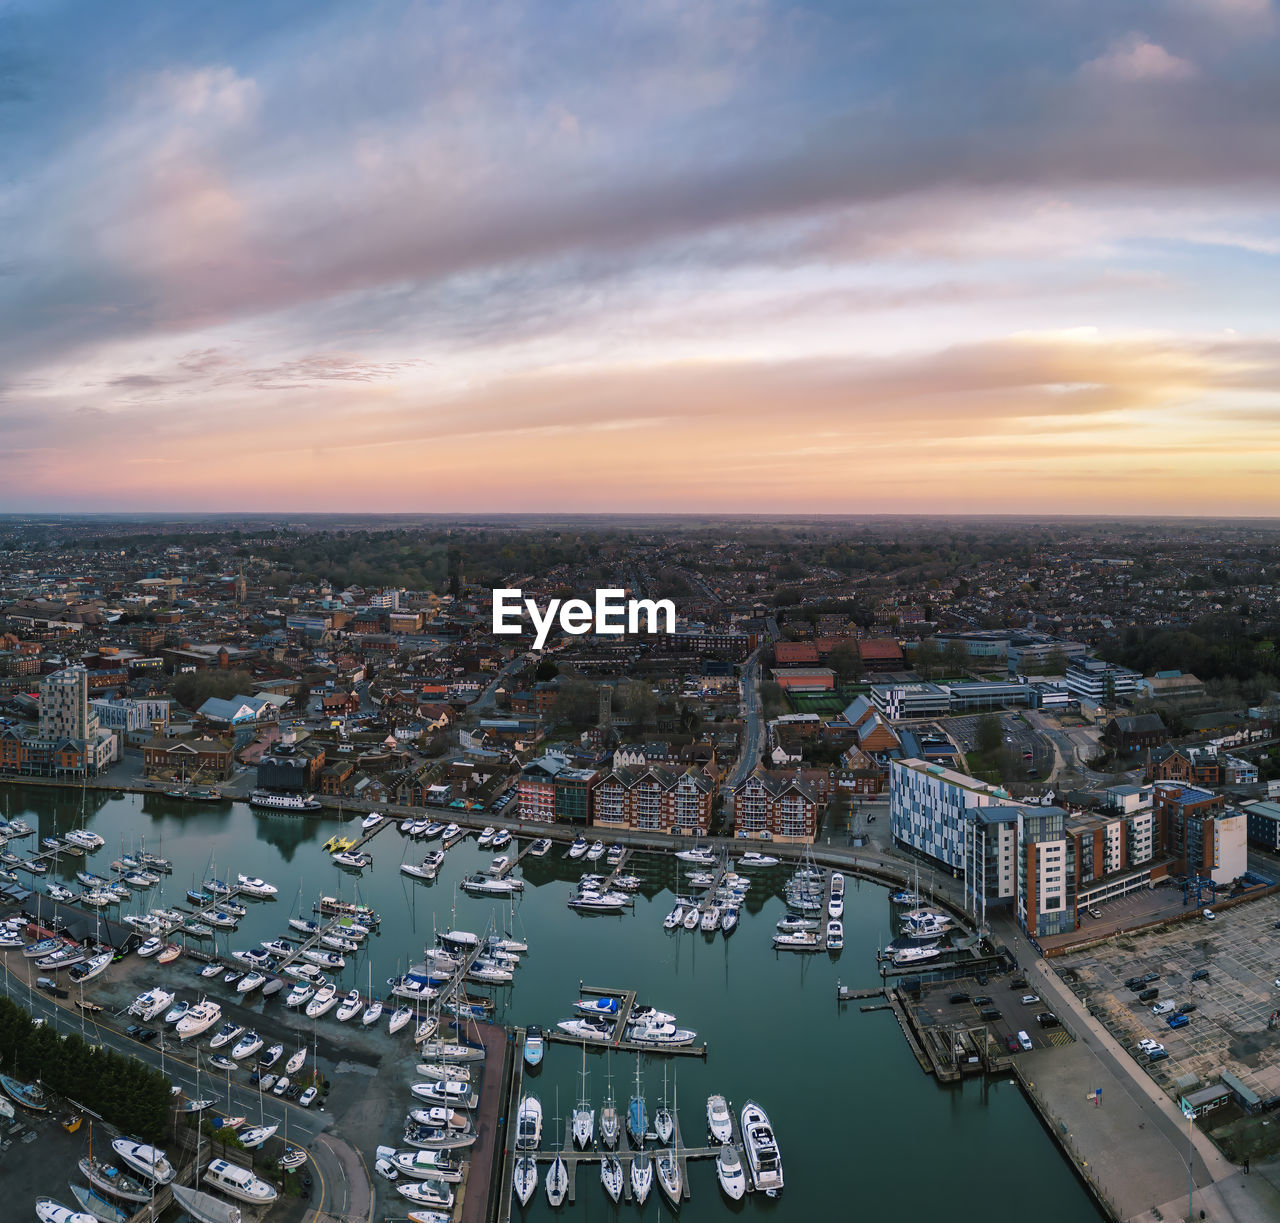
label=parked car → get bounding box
[1006,1033,1021,1052]
[1152,1000,1176,1016]
[1167,1014,1191,1029]
[1190,969,1210,981]
[1202,909,1215,920]
[980,1007,1002,1021]
[1148,1048,1170,1062]
[1088,908,1102,919]
[1137,1038,1163,1053]
[1177,1003,1198,1015]
[1138,988,1159,1002]
[949,992,971,1004]
[1142,972,1160,983]
[973,995,993,1006]
[1036,1012,1060,1029]
[299,1086,317,1107]
[1020,994,1040,1006]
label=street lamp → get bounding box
[1181,1100,1195,1222]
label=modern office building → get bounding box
[1063,657,1141,706]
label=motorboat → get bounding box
[663,905,683,930]
[675,846,716,865]
[630,1150,653,1203]
[567,890,628,912]
[515,1095,542,1150]
[236,972,266,995]
[491,829,512,849]
[170,1185,244,1223]
[400,859,439,881]
[524,1025,544,1067]
[278,1146,307,1171]
[236,874,278,898]
[416,1062,472,1084]
[37,943,86,970]
[574,996,620,1017]
[656,1148,682,1204]
[459,873,522,895]
[129,989,175,1022]
[700,905,721,933]
[78,1157,150,1204]
[336,990,364,1022]
[164,999,191,1025]
[586,840,605,861]
[441,824,461,840]
[285,1047,307,1075]
[411,1080,477,1109]
[415,1039,485,1062]
[34,1200,95,1223]
[65,829,104,851]
[23,937,65,959]
[630,1005,676,1026]
[208,1021,245,1050]
[231,1031,264,1060]
[111,1139,174,1184]
[528,837,552,856]
[893,945,942,966]
[407,1106,470,1131]
[206,911,238,930]
[741,1099,784,1193]
[707,1093,733,1142]
[209,1054,236,1072]
[477,827,496,847]
[737,851,779,867]
[303,948,346,971]
[237,1124,278,1150]
[545,1154,568,1207]
[606,843,625,865]
[398,1181,455,1210]
[556,1017,613,1042]
[721,905,739,934]
[773,930,822,951]
[717,1143,747,1199]
[285,981,315,1008]
[513,1155,538,1206]
[682,907,699,930]
[288,917,320,936]
[260,1043,283,1068]
[68,951,113,984]
[362,813,384,832]
[362,999,384,1027]
[567,836,588,859]
[46,882,77,903]
[175,1000,222,1039]
[203,1159,277,1205]
[601,1153,623,1202]
[628,1021,697,1046]
[827,919,844,950]
[260,938,293,955]
[306,983,339,1018]
[776,914,820,933]
[333,850,373,869]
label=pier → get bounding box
[543,984,707,1058]
[346,813,396,853]
[492,839,536,879]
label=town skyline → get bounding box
[3,1,1279,514]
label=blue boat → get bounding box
[627,1059,647,1146]
[70,1182,128,1223]
[0,1075,47,1111]
[524,1025,544,1068]
[575,997,620,1017]
[186,889,212,905]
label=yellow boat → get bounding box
[322,835,339,852]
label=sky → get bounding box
[1,0,1279,515]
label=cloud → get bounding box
[1083,35,1199,81]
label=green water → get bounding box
[4,786,1103,1221]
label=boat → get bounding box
[164,999,191,1025]
[601,1153,623,1202]
[78,1158,149,1203]
[46,882,77,903]
[717,1143,747,1199]
[205,911,238,930]
[459,873,523,895]
[248,789,321,811]
[203,1158,277,1204]
[170,1185,243,1223]
[556,1017,613,1042]
[773,929,822,951]
[401,1122,477,1151]
[571,1046,594,1148]
[627,1058,647,1147]
[156,943,181,964]
[574,996,619,1017]
[524,1024,544,1067]
[397,1181,455,1210]
[260,1044,283,1068]
[209,1055,236,1072]
[528,837,551,856]
[442,824,460,840]
[37,943,87,970]
[68,951,113,984]
[306,983,339,1018]
[663,905,683,930]
[515,1095,542,1150]
[567,836,588,859]
[23,937,65,959]
[208,1021,245,1050]
[586,840,605,860]
[231,1031,264,1060]
[477,827,496,847]
[630,1150,653,1204]
[513,1155,537,1207]
[236,972,266,996]
[394,1150,463,1182]
[235,874,278,898]
[65,830,105,851]
[336,990,364,1022]
[656,1147,682,1204]
[415,1038,485,1062]
[361,813,383,831]
[893,945,942,966]
[362,1000,384,1027]
[111,1139,174,1184]
[629,1020,697,1046]
[491,829,511,849]
[128,989,175,1021]
[278,1146,307,1170]
[707,1093,732,1142]
[722,906,739,934]
[303,948,345,971]
[0,1075,46,1111]
[682,907,699,930]
[175,1000,222,1039]
[400,860,439,881]
[737,851,779,867]
[567,891,628,912]
[891,890,923,906]
[776,914,820,933]
[236,1124,278,1149]
[416,1062,472,1085]
[827,919,844,950]
[408,1105,469,1131]
[285,1048,307,1075]
[655,1064,674,1143]
[333,850,373,869]
[411,1081,478,1108]
[388,1006,414,1035]
[285,981,314,1008]
[630,1005,676,1026]
[288,917,319,935]
[545,1152,568,1207]
[700,905,721,933]
[34,1200,95,1223]
[675,846,716,865]
[68,1182,129,1223]
[741,1099,784,1193]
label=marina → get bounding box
[0,784,1103,1223]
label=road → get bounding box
[723,650,764,830]
[471,655,526,715]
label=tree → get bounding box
[975,713,1002,754]
[552,678,598,728]
[622,681,659,731]
[171,668,256,711]
[913,639,942,678]
[534,659,560,682]
[828,643,864,684]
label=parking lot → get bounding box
[1039,879,1196,952]
[913,972,1071,1055]
[941,711,1053,777]
[1056,892,1280,1121]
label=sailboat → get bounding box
[655,1070,682,1203]
[599,1049,619,1149]
[654,1063,673,1144]
[571,1045,594,1148]
[601,1151,623,1202]
[630,1149,653,1204]
[545,1088,568,1206]
[627,1056,647,1147]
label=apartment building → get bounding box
[1153,782,1247,885]
[517,753,599,824]
[592,765,714,835]
[889,758,1011,873]
[730,770,820,843]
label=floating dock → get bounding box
[543,985,706,1058]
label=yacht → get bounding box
[459,873,523,895]
[288,917,320,936]
[415,1038,486,1063]
[575,996,620,1017]
[170,1185,244,1223]
[656,1147,682,1204]
[129,989,175,1022]
[721,905,740,934]
[601,1153,623,1202]
[893,945,942,966]
[303,948,346,971]
[700,905,721,933]
[586,840,605,861]
[523,1025,544,1067]
[362,999,384,1027]
[208,1022,244,1050]
[68,950,112,984]
[545,1153,568,1207]
[571,1047,594,1148]
[630,1005,676,1026]
[627,1059,647,1147]
[361,813,384,832]
[285,981,315,1008]
[203,1159,277,1205]
[528,837,552,856]
[567,890,628,912]
[556,1017,613,1042]
[395,1150,464,1182]
[773,929,822,951]
[285,1048,307,1075]
[776,914,820,933]
[206,911,238,930]
[260,1043,283,1067]
[231,1031,264,1060]
[306,983,339,1018]
[510,1153,537,1206]
[65,829,105,851]
[389,1006,414,1035]
[741,1099,784,1194]
[400,859,439,881]
[78,1157,150,1203]
[600,1055,620,1150]
[416,1062,471,1084]
[237,1124,278,1149]
[628,1020,697,1046]
[236,972,266,995]
[630,1150,653,1204]
[408,1105,470,1131]
[34,1200,96,1223]
[37,943,86,970]
[236,874,278,898]
[717,1143,747,1200]
[411,1080,478,1109]
[175,1000,222,1039]
[249,789,321,811]
[663,904,684,930]
[491,829,512,849]
[737,851,779,867]
[111,1139,174,1184]
[164,999,191,1025]
[707,1093,733,1143]
[567,836,588,859]
[515,1095,542,1150]
[441,823,461,840]
[401,1121,477,1151]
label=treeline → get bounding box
[0,998,171,1139]
[1100,613,1280,689]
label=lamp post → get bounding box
[1182,1100,1195,1222]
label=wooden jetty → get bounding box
[346,813,396,853]
[493,839,536,879]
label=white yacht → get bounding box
[656,1148,682,1204]
[306,983,339,1018]
[515,1095,542,1150]
[674,846,716,865]
[737,851,779,867]
[208,1021,244,1050]
[336,990,364,1022]
[826,919,844,950]
[237,1124,278,1149]
[893,945,942,966]
[630,1150,653,1203]
[236,874,278,897]
[389,1005,414,1035]
[397,1180,455,1209]
[170,1185,243,1223]
[741,1100,784,1193]
[394,1149,463,1182]
[231,1031,264,1060]
[706,1093,732,1143]
[203,1159,278,1205]
[556,1017,613,1042]
[34,1200,96,1223]
[717,1143,747,1200]
[285,981,314,1008]
[285,1047,307,1075]
[111,1139,174,1184]
[601,1153,623,1202]
[572,1048,594,1148]
[362,999,384,1027]
[513,1154,538,1206]
[175,999,221,1039]
[545,1154,568,1207]
[128,989,175,1022]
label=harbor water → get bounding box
[4,785,1104,1221]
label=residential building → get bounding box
[1152,782,1247,885]
[517,753,598,824]
[1244,800,1280,851]
[889,758,1011,873]
[730,770,821,842]
[592,765,714,835]
[39,666,95,741]
[1016,805,1074,939]
[961,804,1019,927]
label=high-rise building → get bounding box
[889,758,1011,873]
[39,666,97,741]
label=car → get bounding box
[1125,977,1146,992]
[1148,1048,1169,1062]
[1202,908,1215,920]
[1190,969,1210,981]
[1167,1013,1190,1029]
[125,1024,144,1039]
[1010,978,1028,990]
[1006,1034,1021,1052]
[973,995,993,1006]
[980,1007,1002,1021]
[1151,1000,1176,1015]
[1036,1012,1060,1029]
[976,974,988,986]
[1138,988,1159,1002]
[1020,994,1040,1006]
[1142,972,1160,983]
[949,992,971,1004]
[1089,908,1102,919]
[374,1157,398,1182]
[299,1086,317,1107]
[1177,1003,1197,1015]
[1137,1038,1163,1052]
[1017,1030,1033,1050]
[867,814,876,822]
